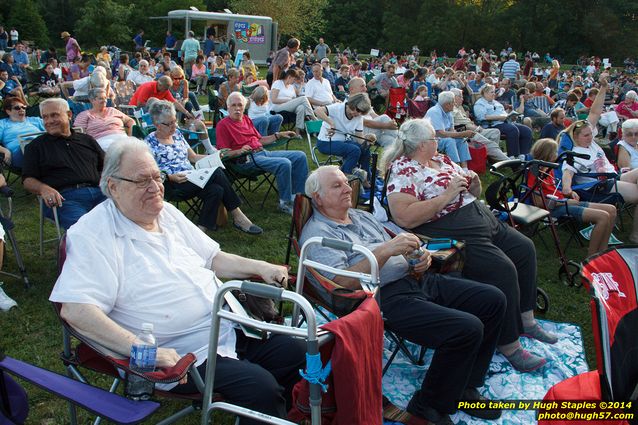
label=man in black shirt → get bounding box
[22,98,106,229]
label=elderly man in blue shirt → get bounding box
[424,91,476,168]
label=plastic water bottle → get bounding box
[126,323,157,400]
[405,247,425,278]
[395,101,402,120]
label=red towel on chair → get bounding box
[322,296,384,425]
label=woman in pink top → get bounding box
[74,88,135,151]
[190,55,208,95]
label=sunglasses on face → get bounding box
[11,106,26,111]
[173,76,183,80]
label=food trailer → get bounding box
[158,9,278,64]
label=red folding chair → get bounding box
[540,246,638,425]
[386,87,407,121]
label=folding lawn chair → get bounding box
[488,158,583,288]
[540,245,638,425]
[287,195,428,375]
[0,187,30,288]
[385,87,407,121]
[55,238,328,425]
[556,131,624,206]
[0,353,160,425]
[464,159,551,310]
[305,119,339,168]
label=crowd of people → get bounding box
[1,28,637,425]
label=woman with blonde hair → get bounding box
[529,138,616,255]
[548,59,560,89]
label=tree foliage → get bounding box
[1,0,636,63]
[7,0,49,46]
[229,0,327,45]
[74,0,134,48]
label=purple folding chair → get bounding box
[0,354,159,425]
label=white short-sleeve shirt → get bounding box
[318,102,364,141]
[305,77,334,105]
[50,200,237,389]
[270,79,297,103]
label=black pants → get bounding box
[172,333,306,425]
[164,168,241,229]
[413,200,538,345]
[380,274,506,414]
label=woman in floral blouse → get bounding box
[144,99,262,235]
[381,118,557,373]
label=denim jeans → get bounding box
[44,186,106,230]
[252,114,283,136]
[437,138,471,163]
[316,138,370,175]
[235,150,308,203]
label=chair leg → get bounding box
[39,198,44,256]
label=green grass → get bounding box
[0,136,620,424]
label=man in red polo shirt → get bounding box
[129,76,193,118]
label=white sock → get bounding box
[200,138,215,155]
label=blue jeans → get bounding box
[44,186,106,230]
[316,139,370,175]
[437,138,471,163]
[252,114,283,136]
[493,122,532,156]
[235,150,308,203]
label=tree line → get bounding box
[1,0,636,64]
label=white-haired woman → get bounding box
[473,84,533,157]
[145,99,262,234]
[615,90,638,121]
[617,119,638,170]
[382,118,556,372]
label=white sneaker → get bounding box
[0,285,17,311]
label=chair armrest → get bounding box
[109,353,197,384]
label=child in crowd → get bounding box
[529,138,616,255]
[247,86,283,136]
[335,65,350,101]
[414,85,428,101]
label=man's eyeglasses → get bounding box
[11,106,26,111]
[424,137,440,143]
[625,131,638,137]
[112,174,165,189]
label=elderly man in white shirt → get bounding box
[305,62,338,107]
[49,137,305,424]
[127,60,154,86]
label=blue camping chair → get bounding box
[555,131,623,205]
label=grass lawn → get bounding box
[0,132,617,424]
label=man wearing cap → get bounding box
[61,31,81,64]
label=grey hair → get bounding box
[227,91,247,107]
[380,118,435,173]
[450,88,463,97]
[88,87,106,100]
[100,137,152,198]
[39,98,70,115]
[626,90,638,101]
[148,99,176,125]
[157,75,173,90]
[138,59,149,67]
[89,67,108,89]
[622,118,638,132]
[346,92,371,115]
[438,91,455,105]
[305,165,341,198]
